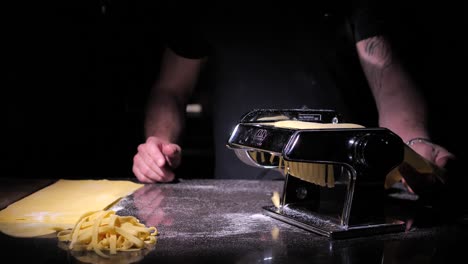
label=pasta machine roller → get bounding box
[226,109,406,239]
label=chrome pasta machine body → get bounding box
[227,109,406,239]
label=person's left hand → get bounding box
[401,141,455,194]
[409,141,454,168]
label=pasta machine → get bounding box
[226,109,407,239]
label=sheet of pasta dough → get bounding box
[271,120,364,129]
[0,179,143,237]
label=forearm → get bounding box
[144,48,207,143]
[144,89,186,143]
[357,36,429,142]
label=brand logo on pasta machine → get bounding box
[253,129,268,145]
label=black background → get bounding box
[1,1,466,179]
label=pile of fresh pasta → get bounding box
[57,210,157,258]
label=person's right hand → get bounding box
[133,136,182,183]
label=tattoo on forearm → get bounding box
[364,36,392,66]
[363,60,385,92]
[361,36,393,92]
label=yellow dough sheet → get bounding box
[270,120,365,129]
[0,179,143,237]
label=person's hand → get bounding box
[409,140,454,168]
[133,136,182,183]
[401,140,455,194]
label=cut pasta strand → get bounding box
[276,155,335,188]
[248,150,336,187]
[57,210,157,258]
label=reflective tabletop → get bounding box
[0,178,467,263]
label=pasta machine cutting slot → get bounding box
[227,109,406,239]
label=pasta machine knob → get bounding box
[353,133,403,171]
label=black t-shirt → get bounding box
[162,1,388,180]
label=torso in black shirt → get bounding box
[164,2,385,179]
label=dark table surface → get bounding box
[0,178,467,264]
